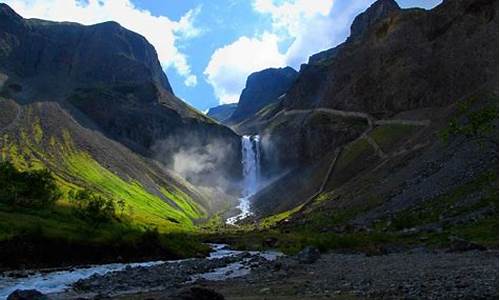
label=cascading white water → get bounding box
[226,135,260,225]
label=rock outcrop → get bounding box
[248,0,498,223]
[207,103,237,123]
[281,0,497,115]
[228,67,298,125]
[0,4,242,222]
[0,3,241,184]
[256,0,498,170]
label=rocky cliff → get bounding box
[250,0,498,173]
[247,0,498,233]
[0,4,242,224]
[0,3,241,183]
[228,67,298,126]
[207,103,237,123]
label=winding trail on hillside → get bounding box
[281,107,432,212]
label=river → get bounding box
[0,244,281,299]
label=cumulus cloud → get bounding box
[205,0,373,104]
[204,32,286,104]
[3,0,201,87]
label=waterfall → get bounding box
[226,135,260,225]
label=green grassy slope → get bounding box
[0,99,214,265]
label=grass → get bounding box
[0,202,211,268]
[0,110,211,253]
[161,187,206,219]
[369,124,419,152]
[210,168,498,255]
[449,215,498,247]
[335,138,372,170]
[259,204,304,228]
[388,169,497,231]
[64,152,195,231]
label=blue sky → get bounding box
[3,0,442,111]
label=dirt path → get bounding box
[278,107,431,211]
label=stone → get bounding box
[7,290,49,300]
[447,236,487,252]
[263,237,278,247]
[297,246,321,264]
[173,286,225,300]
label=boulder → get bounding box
[7,289,49,300]
[172,286,225,300]
[296,246,321,264]
[263,237,278,247]
[447,236,487,252]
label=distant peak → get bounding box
[0,3,23,20]
[350,0,401,39]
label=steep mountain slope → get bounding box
[207,103,237,123]
[0,3,241,235]
[246,0,497,172]
[227,67,298,129]
[0,3,241,180]
[239,0,498,250]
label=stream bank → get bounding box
[1,245,497,299]
[0,244,281,300]
[115,249,499,300]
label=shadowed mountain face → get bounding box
[281,0,497,115]
[0,3,241,183]
[207,103,237,123]
[244,0,498,225]
[246,0,498,172]
[0,4,243,226]
[227,67,298,125]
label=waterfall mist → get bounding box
[151,132,242,212]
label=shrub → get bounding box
[70,189,117,223]
[440,95,498,144]
[0,161,61,208]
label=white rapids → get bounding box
[0,261,164,299]
[226,135,261,225]
[0,244,281,299]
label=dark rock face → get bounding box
[207,103,237,123]
[262,0,498,170]
[350,0,401,40]
[7,289,48,300]
[228,67,298,124]
[282,0,498,114]
[172,287,225,300]
[0,4,172,97]
[0,3,242,181]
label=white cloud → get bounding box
[3,0,201,87]
[254,0,372,67]
[205,0,373,104]
[204,33,286,104]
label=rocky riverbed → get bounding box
[202,249,499,300]
[3,247,497,299]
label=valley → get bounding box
[0,0,498,299]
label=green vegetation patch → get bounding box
[336,138,372,170]
[369,124,419,152]
[259,204,304,228]
[63,152,195,231]
[440,94,498,144]
[388,170,498,231]
[161,187,206,220]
